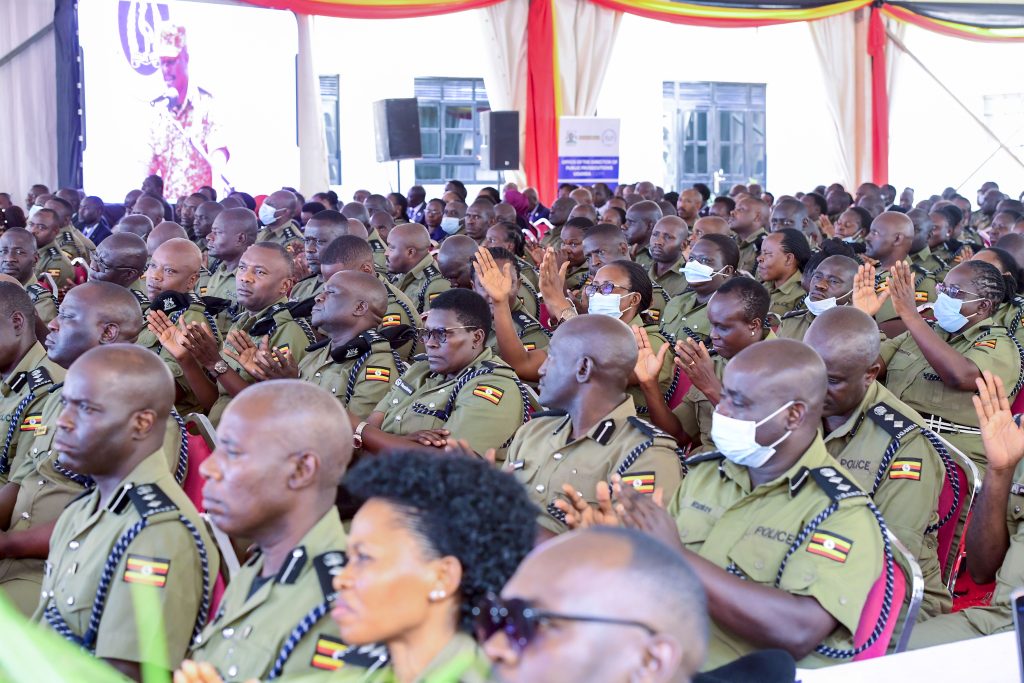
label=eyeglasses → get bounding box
[416,326,478,345]
[584,281,628,297]
[472,593,656,654]
[89,254,133,274]
[936,282,982,300]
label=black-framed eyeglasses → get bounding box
[89,254,133,274]
[416,326,478,345]
[584,281,628,297]
[936,282,982,300]
[472,593,656,654]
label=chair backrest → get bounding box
[852,540,908,661]
[183,413,217,511]
[887,531,924,654]
[665,366,693,410]
[933,435,981,590]
[1011,389,1024,416]
[70,258,89,286]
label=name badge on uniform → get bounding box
[395,379,414,395]
[508,460,525,471]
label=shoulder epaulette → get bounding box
[48,381,65,394]
[685,451,726,466]
[46,246,60,259]
[781,309,810,320]
[866,402,918,441]
[126,483,179,518]
[27,367,54,391]
[530,409,569,419]
[423,264,441,280]
[369,239,385,253]
[26,283,48,300]
[810,466,868,502]
[412,353,428,363]
[313,550,348,601]
[627,416,673,440]
[511,310,542,332]
[337,643,389,669]
[249,302,291,337]
[282,225,298,241]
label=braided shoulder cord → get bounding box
[52,458,93,488]
[416,276,435,313]
[391,295,416,328]
[1009,297,1024,336]
[391,350,408,376]
[918,427,961,534]
[266,602,330,680]
[663,367,682,405]
[43,602,83,646]
[171,408,188,486]
[294,317,318,346]
[870,437,903,496]
[614,439,654,476]
[344,350,373,405]
[0,390,35,476]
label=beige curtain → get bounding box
[295,12,330,196]
[554,0,622,117]
[0,0,57,201]
[478,0,529,186]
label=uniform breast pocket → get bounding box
[885,347,918,377]
[728,529,802,587]
[674,496,719,547]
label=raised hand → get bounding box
[887,261,919,319]
[473,247,513,304]
[552,482,621,530]
[612,475,684,553]
[147,309,190,361]
[634,326,670,387]
[675,338,716,393]
[973,370,1024,474]
[251,339,300,380]
[852,263,888,317]
[181,321,223,369]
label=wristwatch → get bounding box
[211,359,230,377]
[353,421,369,450]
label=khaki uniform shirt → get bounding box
[517,257,540,289]
[661,289,711,346]
[648,256,688,298]
[392,254,451,314]
[645,283,671,325]
[189,509,348,682]
[821,381,948,618]
[33,245,75,291]
[33,450,219,666]
[506,398,684,535]
[366,228,388,275]
[379,275,421,361]
[764,271,807,320]
[910,245,947,279]
[777,309,816,342]
[258,221,304,256]
[670,437,884,670]
[873,261,936,325]
[565,264,590,293]
[518,279,542,321]
[970,210,992,232]
[0,343,64,485]
[291,274,324,304]
[736,229,766,276]
[299,332,405,419]
[485,299,550,357]
[205,261,238,303]
[328,632,488,683]
[881,321,1022,471]
[56,227,93,263]
[209,299,317,425]
[374,349,530,462]
[992,298,1024,344]
[26,282,58,324]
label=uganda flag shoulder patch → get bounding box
[647,309,661,322]
[974,339,997,350]
[365,366,391,382]
[310,635,348,671]
[381,313,401,327]
[914,291,929,303]
[806,531,852,563]
[428,292,441,302]
[523,343,536,351]
[20,413,42,432]
[473,384,504,405]
[889,457,922,480]
[123,554,170,587]
[621,472,656,494]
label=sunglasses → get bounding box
[472,593,655,654]
[415,325,478,345]
[936,282,982,300]
[584,281,628,297]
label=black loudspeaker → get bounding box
[373,98,422,162]
[481,111,520,171]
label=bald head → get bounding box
[264,190,298,225]
[540,316,638,408]
[692,216,730,240]
[148,238,202,299]
[333,270,388,319]
[72,344,174,417]
[346,218,368,240]
[437,235,480,288]
[115,214,154,239]
[866,211,914,262]
[726,339,827,422]
[90,232,148,286]
[147,221,188,254]
[389,223,430,251]
[132,195,165,227]
[804,307,881,372]
[341,202,370,226]
[995,233,1024,272]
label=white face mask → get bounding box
[440,216,461,235]
[932,291,982,333]
[710,400,794,468]
[682,260,725,283]
[803,289,852,317]
[258,202,279,226]
[588,292,625,318]
[27,205,41,220]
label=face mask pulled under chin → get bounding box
[588,292,625,318]
[803,290,852,317]
[710,400,794,468]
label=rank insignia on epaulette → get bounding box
[122,554,170,587]
[889,457,922,480]
[20,413,42,432]
[47,246,59,259]
[806,531,852,563]
[382,313,401,327]
[621,472,655,494]
[311,635,348,671]
[915,291,929,303]
[975,339,997,349]
[365,367,391,382]
[473,384,503,405]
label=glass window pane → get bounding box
[752,145,766,178]
[696,144,707,175]
[683,145,694,174]
[444,106,474,129]
[420,131,440,157]
[750,111,766,143]
[720,144,732,174]
[415,163,442,181]
[697,112,707,141]
[443,131,475,157]
[419,106,439,129]
[684,112,694,141]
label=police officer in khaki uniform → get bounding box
[563,339,887,671]
[660,234,738,347]
[137,239,222,416]
[474,248,550,357]
[778,255,858,342]
[863,260,1024,473]
[386,223,450,314]
[182,381,355,681]
[204,207,259,303]
[0,228,59,325]
[909,372,1024,647]
[32,346,217,681]
[908,208,947,277]
[291,210,350,304]
[623,201,662,269]
[505,316,683,537]
[758,229,810,320]
[45,196,95,263]
[257,190,304,257]
[0,283,63,488]
[357,289,532,463]
[806,307,949,618]
[86,232,153,311]
[863,212,938,337]
[28,209,75,294]
[729,195,769,276]
[167,244,315,425]
[646,216,690,298]
[557,221,590,293]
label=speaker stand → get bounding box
[396,161,402,195]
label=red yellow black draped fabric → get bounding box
[881,3,1024,42]
[238,0,502,19]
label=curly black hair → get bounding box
[608,259,654,313]
[341,451,538,632]
[978,247,1020,303]
[957,259,1007,309]
[773,228,812,272]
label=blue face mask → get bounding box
[932,292,982,333]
